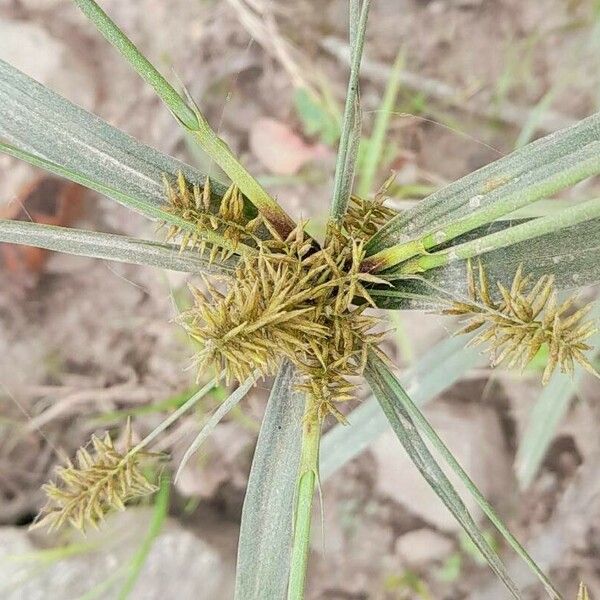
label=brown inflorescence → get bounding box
[445,260,600,385]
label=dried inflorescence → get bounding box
[33,427,158,532]
[446,260,600,384]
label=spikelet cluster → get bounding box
[162,172,264,262]
[181,209,387,422]
[33,428,158,532]
[344,186,397,240]
[577,583,590,600]
[445,260,599,384]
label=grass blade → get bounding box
[71,0,197,129]
[131,379,218,454]
[373,217,600,310]
[329,0,371,222]
[365,353,522,598]
[0,220,236,275]
[369,351,561,599]
[235,361,305,600]
[0,61,254,258]
[365,111,600,264]
[321,335,482,480]
[356,48,404,198]
[73,0,296,238]
[0,60,224,209]
[175,373,259,481]
[365,140,600,271]
[399,196,600,273]
[118,475,170,600]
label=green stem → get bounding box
[364,141,600,271]
[400,196,600,273]
[329,0,371,224]
[130,378,217,455]
[73,0,296,239]
[287,402,321,600]
[73,0,198,129]
[356,48,404,198]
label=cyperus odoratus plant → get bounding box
[1,0,600,598]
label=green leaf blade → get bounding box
[0,59,225,214]
[365,111,600,262]
[369,352,561,599]
[0,220,236,275]
[320,335,483,480]
[329,0,371,223]
[235,361,305,600]
[365,352,521,599]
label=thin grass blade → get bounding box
[176,372,259,481]
[329,0,371,222]
[73,0,296,238]
[373,217,600,310]
[365,111,600,267]
[0,220,236,275]
[398,197,600,274]
[357,48,404,197]
[365,352,521,599]
[235,361,305,600]
[0,60,253,259]
[321,335,482,479]
[369,351,561,599]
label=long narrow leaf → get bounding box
[365,352,521,598]
[373,217,600,310]
[73,0,296,238]
[321,335,482,480]
[175,373,259,481]
[0,220,236,275]
[365,140,600,271]
[365,111,600,260]
[329,0,370,222]
[357,48,404,197]
[235,362,305,600]
[0,60,226,208]
[370,353,560,598]
[400,196,600,273]
[0,60,253,257]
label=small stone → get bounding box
[395,528,454,566]
[0,509,232,599]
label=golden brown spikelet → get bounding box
[342,175,398,240]
[33,426,158,532]
[445,260,599,384]
[163,171,392,422]
[182,220,385,422]
[162,171,263,261]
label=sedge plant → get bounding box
[1,1,600,598]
